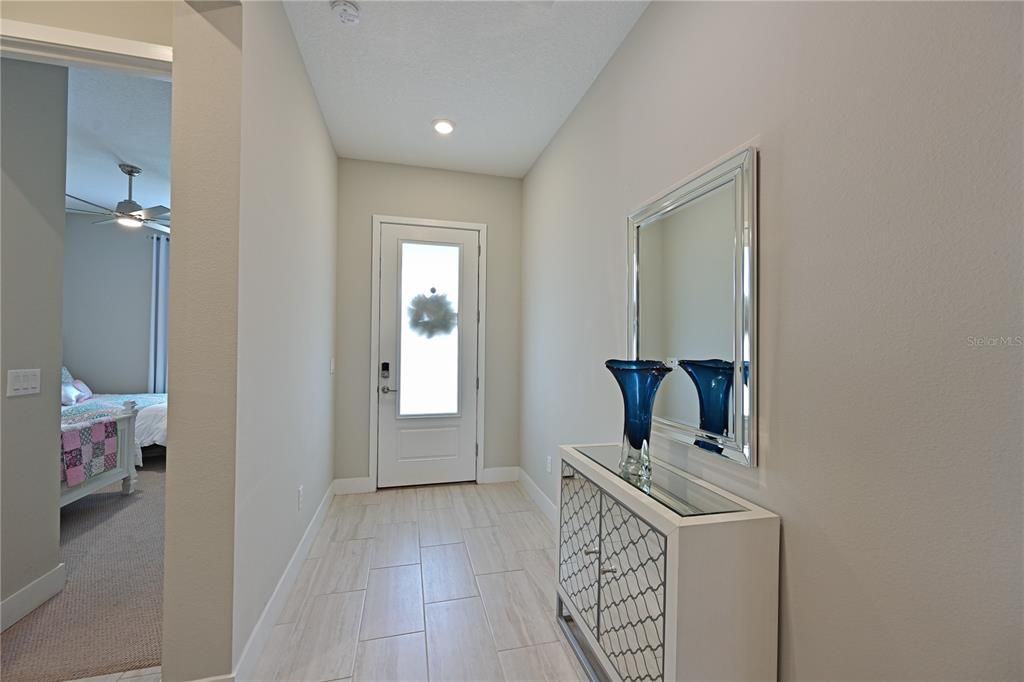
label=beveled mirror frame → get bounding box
[627,147,758,467]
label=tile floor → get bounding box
[251,481,587,682]
[72,482,583,682]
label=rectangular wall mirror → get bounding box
[628,147,757,467]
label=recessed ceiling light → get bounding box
[433,119,455,135]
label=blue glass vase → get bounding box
[605,360,672,487]
[679,359,734,454]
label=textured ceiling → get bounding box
[285,1,647,178]
[66,67,171,213]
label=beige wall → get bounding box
[165,2,337,677]
[521,3,1023,680]
[233,0,337,665]
[63,213,153,394]
[335,159,522,480]
[162,3,241,680]
[0,1,173,47]
[0,58,67,604]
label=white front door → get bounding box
[376,221,480,487]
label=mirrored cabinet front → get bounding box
[628,147,758,466]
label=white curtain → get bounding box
[148,235,170,393]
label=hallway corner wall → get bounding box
[0,56,68,620]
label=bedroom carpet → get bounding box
[1,453,165,682]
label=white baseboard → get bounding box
[333,476,375,495]
[233,485,332,681]
[477,466,519,483]
[1,562,66,631]
[518,467,558,527]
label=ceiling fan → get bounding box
[66,163,170,233]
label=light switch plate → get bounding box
[6,369,41,397]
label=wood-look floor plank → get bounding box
[517,547,559,603]
[451,484,502,528]
[420,543,477,603]
[377,488,418,524]
[424,598,504,682]
[360,564,424,641]
[416,485,453,510]
[336,504,381,541]
[277,558,319,624]
[353,631,428,682]
[498,641,588,682]
[477,570,559,650]
[283,591,364,682]
[370,521,420,568]
[308,517,337,559]
[499,510,556,551]
[249,623,294,680]
[463,525,522,574]
[418,507,463,546]
[480,482,533,514]
[310,539,372,595]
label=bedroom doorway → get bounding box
[370,216,487,488]
[0,23,172,682]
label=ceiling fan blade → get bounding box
[92,217,119,225]
[144,222,170,235]
[67,208,111,216]
[138,205,170,220]
[66,193,115,213]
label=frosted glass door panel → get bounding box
[377,220,480,487]
[398,242,461,416]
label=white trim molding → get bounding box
[1,562,66,631]
[0,19,172,78]
[333,477,376,495]
[368,215,489,489]
[233,485,332,680]
[478,466,519,484]
[517,467,558,527]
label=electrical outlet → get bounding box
[546,455,552,473]
[297,485,304,512]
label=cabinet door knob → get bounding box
[583,546,599,556]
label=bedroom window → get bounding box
[148,235,169,393]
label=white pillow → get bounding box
[72,379,93,402]
[61,382,83,406]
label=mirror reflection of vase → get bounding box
[605,359,672,489]
[680,359,734,454]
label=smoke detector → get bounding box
[330,0,360,25]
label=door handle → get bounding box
[380,386,398,394]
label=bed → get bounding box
[61,393,168,448]
[60,401,140,508]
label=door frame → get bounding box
[0,19,172,78]
[368,215,487,490]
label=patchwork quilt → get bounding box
[60,393,167,424]
[61,420,118,487]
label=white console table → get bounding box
[557,444,780,682]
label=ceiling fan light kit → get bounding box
[65,162,170,233]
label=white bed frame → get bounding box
[60,401,140,508]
